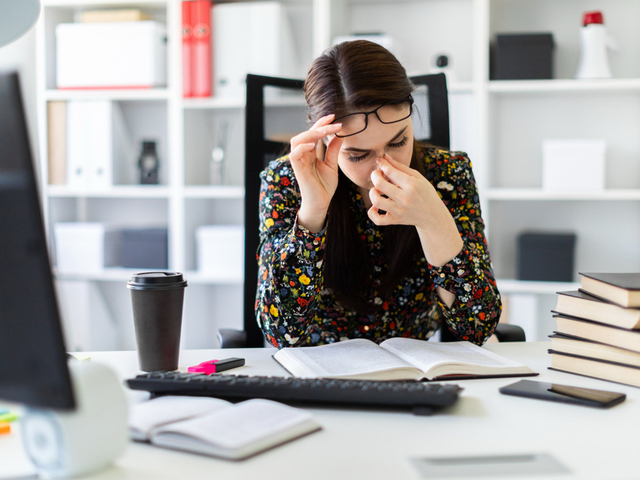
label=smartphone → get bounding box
[499,379,626,408]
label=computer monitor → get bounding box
[0,71,75,410]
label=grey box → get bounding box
[120,228,168,269]
[517,232,576,282]
[492,33,554,80]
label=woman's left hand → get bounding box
[368,154,445,229]
[368,153,463,269]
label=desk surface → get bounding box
[2,342,639,480]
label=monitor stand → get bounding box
[21,360,128,478]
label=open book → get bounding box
[274,338,536,381]
[129,396,321,460]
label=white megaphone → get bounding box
[575,11,618,79]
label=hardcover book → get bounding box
[549,350,640,389]
[553,314,640,354]
[273,338,536,381]
[554,290,640,330]
[549,334,640,368]
[579,272,640,308]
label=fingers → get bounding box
[367,205,396,225]
[323,134,344,170]
[369,187,394,212]
[290,114,342,151]
[289,141,317,163]
[375,154,421,188]
[370,168,401,198]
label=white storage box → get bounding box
[542,139,606,192]
[54,223,121,274]
[196,225,244,278]
[56,21,167,89]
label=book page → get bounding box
[276,338,418,378]
[380,338,527,377]
[150,399,320,459]
[129,396,231,441]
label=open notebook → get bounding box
[129,396,321,460]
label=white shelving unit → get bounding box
[35,0,640,349]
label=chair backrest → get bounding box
[242,73,451,347]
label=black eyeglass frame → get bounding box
[332,96,415,138]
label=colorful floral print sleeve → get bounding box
[256,145,501,348]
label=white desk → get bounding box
[2,342,639,480]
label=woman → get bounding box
[256,40,501,348]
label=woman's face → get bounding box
[333,105,414,194]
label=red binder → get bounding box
[182,1,193,97]
[191,0,212,97]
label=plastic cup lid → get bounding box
[127,272,187,289]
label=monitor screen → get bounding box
[0,72,75,410]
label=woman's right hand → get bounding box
[289,114,343,233]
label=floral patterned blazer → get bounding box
[255,144,502,348]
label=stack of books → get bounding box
[549,272,640,387]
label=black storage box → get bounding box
[517,232,576,282]
[492,33,554,80]
[121,228,168,269]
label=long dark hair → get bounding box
[304,40,426,313]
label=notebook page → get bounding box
[150,399,319,457]
[129,396,231,441]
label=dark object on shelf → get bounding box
[492,33,554,80]
[517,232,576,282]
[138,140,159,184]
[121,228,168,269]
[435,55,448,68]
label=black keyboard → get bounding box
[126,373,462,416]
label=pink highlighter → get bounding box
[187,357,245,374]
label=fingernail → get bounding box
[383,153,392,161]
[316,127,326,135]
[328,123,342,129]
[322,113,335,120]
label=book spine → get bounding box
[81,10,151,23]
[47,101,67,185]
[191,0,212,98]
[182,1,193,98]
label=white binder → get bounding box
[66,101,133,191]
[213,2,299,98]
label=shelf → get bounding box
[183,271,243,285]
[181,84,475,110]
[497,279,580,295]
[183,186,245,199]
[54,267,147,283]
[47,185,171,198]
[447,82,474,94]
[488,78,640,94]
[182,97,245,110]
[42,0,166,7]
[485,189,640,201]
[54,268,244,285]
[45,88,170,101]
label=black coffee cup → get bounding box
[127,272,188,372]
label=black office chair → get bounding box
[218,73,524,348]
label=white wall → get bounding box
[0,28,39,170]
